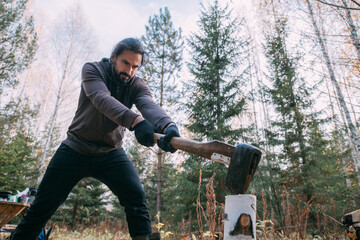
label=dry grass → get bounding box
[255,187,348,240]
[50,225,130,240]
[1,176,350,240]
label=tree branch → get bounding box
[351,0,360,8]
[314,0,360,10]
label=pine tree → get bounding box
[140,7,183,218]
[141,7,183,108]
[0,0,37,94]
[176,0,250,231]
[143,156,178,220]
[260,17,352,230]
[0,99,39,192]
[264,19,309,170]
[262,19,315,220]
[185,0,248,144]
[0,0,38,192]
[52,178,108,227]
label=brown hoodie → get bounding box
[62,58,173,156]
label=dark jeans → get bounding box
[12,143,152,239]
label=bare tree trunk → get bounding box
[341,1,360,128]
[156,40,166,219]
[36,5,97,185]
[72,200,79,227]
[244,23,261,144]
[37,60,68,185]
[344,76,359,128]
[342,0,360,127]
[306,0,360,178]
[156,149,162,215]
[326,75,352,187]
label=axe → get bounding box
[154,134,262,194]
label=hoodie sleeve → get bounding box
[81,62,139,128]
[133,78,173,133]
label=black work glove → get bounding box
[157,124,180,153]
[132,120,156,147]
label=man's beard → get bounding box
[112,65,132,83]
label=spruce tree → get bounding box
[0,100,39,192]
[52,178,107,227]
[175,0,250,231]
[264,18,315,197]
[185,0,248,143]
[0,0,38,194]
[141,7,183,108]
[259,18,351,230]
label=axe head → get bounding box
[225,144,262,194]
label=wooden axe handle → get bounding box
[154,133,235,162]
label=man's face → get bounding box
[113,50,142,82]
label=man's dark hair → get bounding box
[110,38,148,66]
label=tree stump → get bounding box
[223,194,256,240]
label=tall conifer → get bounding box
[0,0,38,191]
[141,7,183,218]
[260,18,351,229]
[176,0,250,230]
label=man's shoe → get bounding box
[132,232,160,240]
[149,232,160,240]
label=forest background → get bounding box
[1,0,360,239]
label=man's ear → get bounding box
[110,56,116,64]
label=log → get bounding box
[224,194,256,240]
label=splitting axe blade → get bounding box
[154,133,261,194]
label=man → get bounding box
[11,38,179,240]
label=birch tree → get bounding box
[341,0,360,63]
[331,1,360,127]
[314,0,360,123]
[305,0,360,180]
[37,5,98,184]
[314,0,360,10]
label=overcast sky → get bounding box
[30,0,205,57]
[30,0,253,58]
